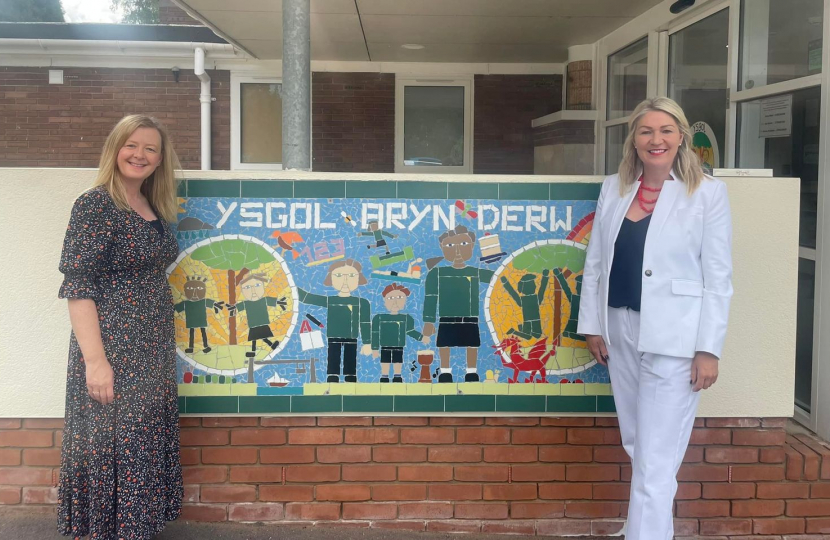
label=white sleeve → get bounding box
[576,178,611,336]
[695,180,733,358]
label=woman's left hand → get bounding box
[691,352,719,392]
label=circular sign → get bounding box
[484,239,597,377]
[167,235,298,376]
[691,121,720,173]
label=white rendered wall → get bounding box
[0,168,798,418]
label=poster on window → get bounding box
[759,95,793,138]
[809,39,822,74]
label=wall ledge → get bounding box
[532,110,598,128]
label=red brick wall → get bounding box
[0,67,229,170]
[311,72,395,173]
[159,0,202,25]
[1,70,564,174]
[474,75,563,175]
[566,61,593,111]
[533,120,596,147]
[3,416,829,536]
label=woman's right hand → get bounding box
[585,334,609,366]
[85,357,115,405]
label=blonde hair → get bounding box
[92,115,181,222]
[618,97,704,196]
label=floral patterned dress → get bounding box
[57,187,183,540]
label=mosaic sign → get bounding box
[170,180,611,414]
[691,121,720,172]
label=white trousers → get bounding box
[606,307,700,540]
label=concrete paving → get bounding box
[0,509,598,539]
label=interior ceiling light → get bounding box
[401,44,425,50]
[669,0,696,14]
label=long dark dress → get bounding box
[57,187,183,540]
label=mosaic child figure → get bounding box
[371,283,426,383]
[174,276,224,353]
[422,225,495,383]
[232,273,287,358]
[297,259,372,383]
[500,270,550,340]
[552,268,586,342]
[359,220,397,255]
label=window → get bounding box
[602,37,648,174]
[604,124,628,175]
[607,38,649,121]
[669,8,729,171]
[736,87,821,249]
[739,0,824,91]
[231,75,283,170]
[795,259,816,413]
[395,77,472,173]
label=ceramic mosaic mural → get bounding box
[171,179,611,414]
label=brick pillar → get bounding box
[566,61,592,111]
[159,0,202,25]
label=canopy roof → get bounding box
[174,0,663,62]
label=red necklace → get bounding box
[636,177,663,213]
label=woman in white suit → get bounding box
[578,97,732,540]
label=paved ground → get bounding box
[1,509,601,539]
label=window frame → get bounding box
[231,73,285,171]
[394,76,474,174]
[597,33,658,175]
[606,38,650,122]
[663,2,732,170]
[737,0,825,93]
[814,0,830,440]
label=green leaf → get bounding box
[191,244,216,261]
[227,252,246,270]
[513,244,586,274]
[191,239,275,271]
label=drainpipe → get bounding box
[194,46,211,171]
[282,0,311,170]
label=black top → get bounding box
[148,219,165,235]
[608,215,652,312]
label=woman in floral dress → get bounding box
[57,115,183,539]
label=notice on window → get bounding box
[809,39,822,74]
[758,95,792,138]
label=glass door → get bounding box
[667,7,730,172]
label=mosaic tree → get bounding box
[512,243,586,342]
[190,238,276,345]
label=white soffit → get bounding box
[176,0,664,62]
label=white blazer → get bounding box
[577,171,733,359]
